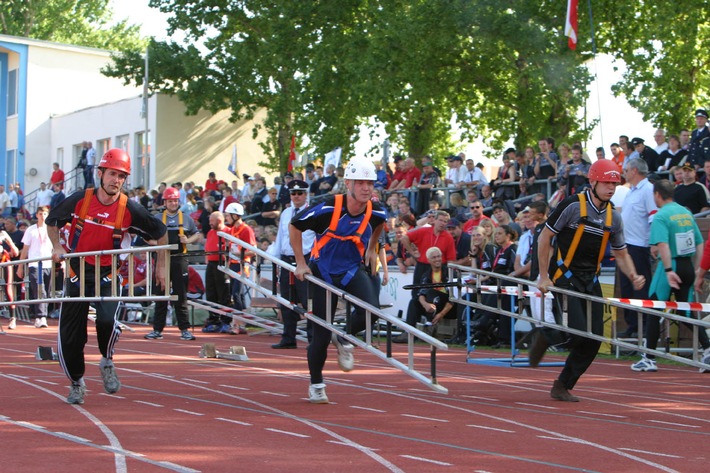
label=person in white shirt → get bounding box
[0,184,10,217]
[17,206,55,328]
[84,141,96,188]
[36,182,54,207]
[267,179,315,348]
[653,128,669,155]
[444,155,467,188]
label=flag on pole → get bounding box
[565,0,578,50]
[228,144,239,176]
[324,147,342,169]
[288,135,297,172]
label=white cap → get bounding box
[225,202,245,216]
[345,158,377,181]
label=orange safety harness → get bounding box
[162,210,187,253]
[311,194,373,259]
[552,192,613,283]
[70,188,128,252]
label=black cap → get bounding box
[287,179,309,191]
[696,109,709,119]
[446,220,460,228]
[631,137,645,146]
[284,172,294,178]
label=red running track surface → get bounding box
[1,319,709,472]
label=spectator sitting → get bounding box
[492,204,522,239]
[673,163,710,214]
[446,219,471,266]
[479,184,493,208]
[658,135,687,172]
[388,156,406,189]
[374,162,390,191]
[462,198,493,234]
[447,192,468,223]
[49,183,66,209]
[394,223,417,274]
[392,246,455,343]
[330,166,346,195]
[255,187,281,226]
[311,164,338,196]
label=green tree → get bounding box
[0,0,144,50]
[595,0,710,133]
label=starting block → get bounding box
[199,343,249,361]
[36,346,58,361]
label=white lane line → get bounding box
[648,420,700,428]
[182,378,209,384]
[365,383,397,388]
[466,424,515,433]
[265,428,310,438]
[219,384,249,391]
[618,448,683,459]
[327,440,380,450]
[577,410,626,418]
[173,409,205,416]
[216,417,252,426]
[35,379,58,386]
[99,393,126,399]
[538,435,579,443]
[515,402,557,410]
[134,400,163,408]
[401,414,449,423]
[351,405,387,413]
[17,421,46,430]
[460,395,499,402]
[260,391,289,397]
[400,455,452,466]
[55,432,91,443]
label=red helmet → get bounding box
[588,159,621,183]
[163,187,180,201]
[99,148,131,175]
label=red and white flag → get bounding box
[287,135,296,172]
[565,0,578,50]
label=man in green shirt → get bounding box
[631,179,710,372]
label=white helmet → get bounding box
[345,158,377,181]
[225,202,245,216]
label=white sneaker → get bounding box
[331,333,354,372]
[34,318,42,328]
[631,355,657,372]
[699,348,710,373]
[8,317,16,330]
[36,317,48,328]
[308,383,329,404]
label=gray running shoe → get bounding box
[67,383,86,405]
[144,330,163,340]
[180,330,196,341]
[101,364,121,394]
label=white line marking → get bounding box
[648,420,700,428]
[515,402,557,410]
[577,411,627,418]
[401,414,449,423]
[460,395,499,402]
[216,417,252,426]
[182,378,209,384]
[400,454,452,466]
[55,432,91,443]
[17,421,46,430]
[466,424,515,433]
[99,393,126,399]
[327,440,379,450]
[351,405,387,413]
[365,382,397,388]
[538,435,579,443]
[35,379,58,386]
[173,409,205,416]
[618,448,683,459]
[265,428,310,438]
[260,391,289,397]
[134,400,163,408]
[218,384,249,391]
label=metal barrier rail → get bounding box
[216,231,449,394]
[0,244,177,307]
[447,263,710,371]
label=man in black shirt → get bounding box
[631,137,660,172]
[673,163,710,215]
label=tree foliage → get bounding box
[0,0,144,51]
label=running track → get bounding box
[1,320,709,472]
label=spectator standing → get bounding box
[144,187,201,341]
[631,137,660,172]
[46,149,168,405]
[534,137,559,180]
[446,219,471,266]
[444,155,467,188]
[17,207,53,328]
[415,160,440,217]
[688,109,710,168]
[631,179,709,372]
[530,160,645,402]
[674,163,710,214]
[36,182,53,207]
[618,158,657,338]
[290,158,387,404]
[255,187,281,226]
[84,141,96,188]
[609,142,625,176]
[8,184,18,216]
[51,162,65,189]
[267,179,314,349]
[204,172,225,198]
[49,183,66,209]
[492,157,517,200]
[0,185,10,217]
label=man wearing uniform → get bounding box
[47,149,167,405]
[268,179,314,349]
[687,108,710,168]
[531,159,645,402]
[631,179,710,372]
[145,187,201,341]
[290,158,387,404]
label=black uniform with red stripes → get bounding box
[290,194,386,385]
[46,191,166,384]
[544,188,625,391]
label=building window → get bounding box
[6,149,17,185]
[97,138,111,158]
[116,134,129,152]
[134,132,148,188]
[7,69,18,116]
[73,143,84,168]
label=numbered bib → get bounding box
[675,230,695,256]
